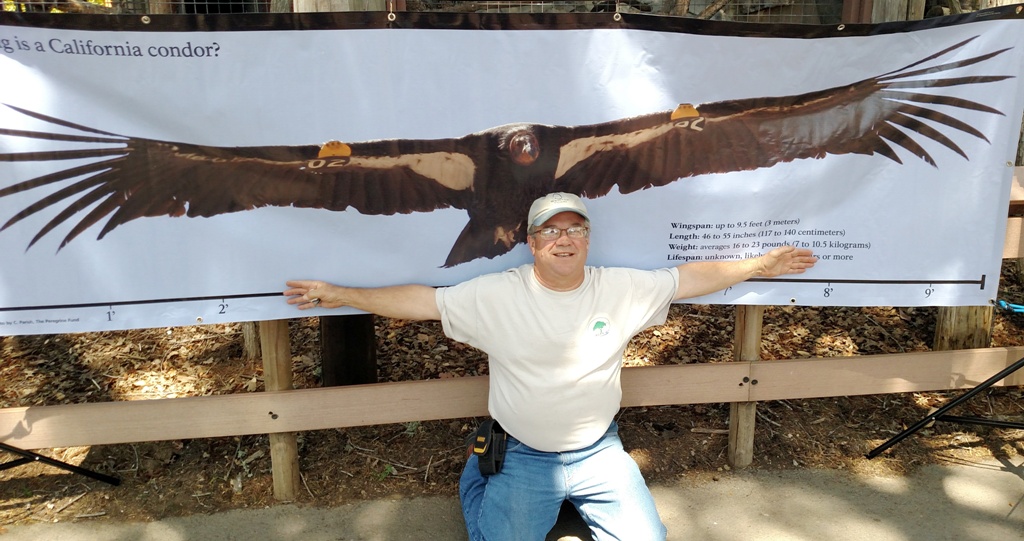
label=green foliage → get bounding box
[375,464,396,481]
[403,420,421,437]
[2,0,109,14]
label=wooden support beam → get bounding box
[936,166,1023,354]
[1004,167,1024,260]
[3,346,1023,451]
[871,0,910,22]
[728,305,764,469]
[320,315,378,386]
[0,376,490,450]
[293,0,385,12]
[1012,128,1024,288]
[297,0,384,395]
[841,0,874,23]
[906,0,925,19]
[259,319,300,501]
[747,347,1024,401]
[1004,217,1024,258]
[621,361,750,406]
[934,306,993,351]
[241,322,260,360]
[254,0,387,501]
[146,0,173,14]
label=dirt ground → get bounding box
[2,265,1024,529]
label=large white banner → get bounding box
[1,9,1024,336]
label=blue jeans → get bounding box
[460,422,666,541]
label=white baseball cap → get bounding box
[528,192,590,228]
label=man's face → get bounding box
[528,211,589,280]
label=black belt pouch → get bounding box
[471,419,507,476]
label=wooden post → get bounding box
[295,0,386,11]
[842,0,874,23]
[934,306,993,351]
[870,0,909,22]
[906,0,926,19]
[671,0,691,16]
[241,322,260,360]
[728,305,764,468]
[146,0,173,14]
[1015,115,1024,282]
[249,0,305,503]
[934,117,1020,350]
[259,319,300,501]
[320,315,378,386]
[293,0,387,391]
[858,0,996,356]
[1016,112,1024,167]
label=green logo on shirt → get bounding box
[590,317,611,337]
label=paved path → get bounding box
[3,457,1022,540]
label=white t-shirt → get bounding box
[436,264,679,452]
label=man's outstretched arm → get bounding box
[284,280,441,321]
[673,246,817,301]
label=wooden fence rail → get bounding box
[3,346,1024,451]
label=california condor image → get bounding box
[0,36,1011,267]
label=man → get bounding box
[284,192,816,540]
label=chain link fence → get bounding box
[4,1,1018,25]
[2,0,847,24]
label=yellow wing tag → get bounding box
[318,140,353,159]
[670,104,700,120]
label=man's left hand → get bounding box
[758,246,817,277]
